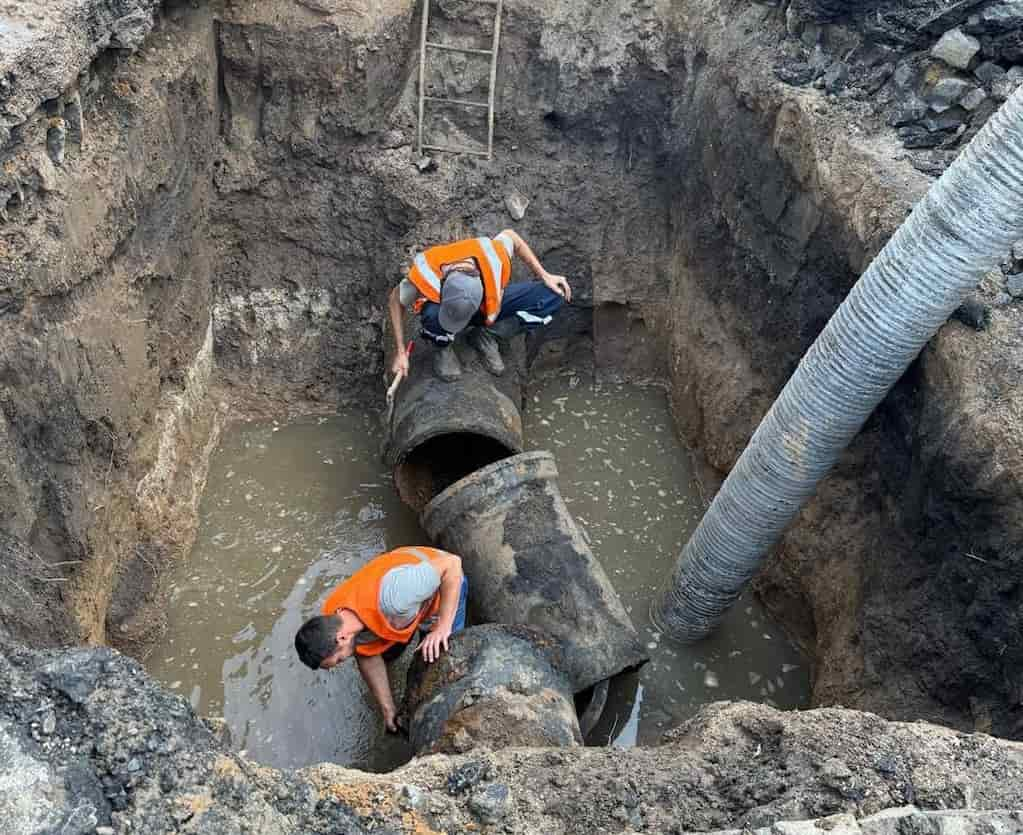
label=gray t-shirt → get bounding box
[354,556,441,646]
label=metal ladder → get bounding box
[416,0,504,160]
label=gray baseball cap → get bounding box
[438,271,483,334]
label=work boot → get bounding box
[433,343,462,381]
[469,326,504,376]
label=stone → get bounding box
[926,77,973,112]
[931,28,981,70]
[820,757,853,789]
[808,45,830,75]
[46,119,66,166]
[974,61,1007,86]
[892,62,916,89]
[991,72,1023,101]
[992,292,1013,307]
[776,62,815,86]
[505,188,529,221]
[468,783,513,824]
[923,111,967,133]
[415,155,436,172]
[822,62,848,94]
[887,96,928,127]
[447,760,491,795]
[980,1,1023,33]
[378,130,406,149]
[398,784,427,812]
[898,125,948,149]
[960,87,987,110]
[1006,274,1023,298]
[951,300,989,331]
[1012,240,1023,261]
[109,10,152,50]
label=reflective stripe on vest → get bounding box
[407,238,511,323]
[320,547,444,657]
[477,237,504,324]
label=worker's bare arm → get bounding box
[419,552,463,663]
[387,285,410,378]
[498,229,572,302]
[355,653,399,732]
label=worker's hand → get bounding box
[418,625,452,663]
[391,350,410,380]
[381,705,399,734]
[542,272,572,303]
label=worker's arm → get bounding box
[387,285,410,378]
[355,652,399,732]
[418,552,463,663]
[498,229,572,302]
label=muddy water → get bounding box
[146,414,421,772]
[148,376,808,771]
[522,373,810,746]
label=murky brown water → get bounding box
[148,374,809,771]
[146,413,420,772]
[522,373,809,746]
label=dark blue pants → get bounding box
[419,281,564,344]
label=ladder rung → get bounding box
[425,41,493,56]
[424,95,489,109]
[422,143,490,157]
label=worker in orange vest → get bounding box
[388,229,572,382]
[294,546,466,732]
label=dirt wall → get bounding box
[0,2,221,649]
[664,0,1023,737]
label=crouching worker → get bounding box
[294,547,466,732]
[388,229,572,382]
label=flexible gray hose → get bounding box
[654,87,1023,643]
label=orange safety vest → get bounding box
[407,237,512,325]
[320,547,444,657]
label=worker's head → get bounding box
[438,271,483,334]
[294,612,357,670]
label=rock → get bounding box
[41,711,56,735]
[923,111,967,133]
[992,292,1013,307]
[808,45,830,75]
[931,28,981,70]
[468,783,513,824]
[776,62,816,85]
[991,66,1023,100]
[887,95,928,127]
[109,10,152,50]
[41,652,107,704]
[504,188,529,221]
[892,62,916,89]
[398,784,427,812]
[980,1,1023,33]
[447,760,491,796]
[378,130,406,149]
[415,155,436,172]
[951,299,989,331]
[1006,274,1023,298]
[820,757,853,789]
[926,77,973,112]
[974,61,1006,86]
[46,119,66,166]
[822,61,848,94]
[1012,240,1023,261]
[898,125,948,149]
[960,86,987,110]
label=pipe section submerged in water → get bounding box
[384,335,526,512]
[421,451,649,693]
[654,87,1023,643]
[401,624,582,755]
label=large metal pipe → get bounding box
[401,624,582,755]
[421,451,649,693]
[654,88,1023,642]
[385,336,526,512]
